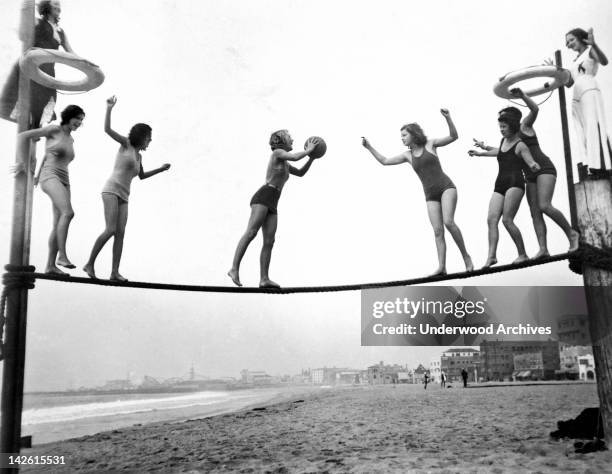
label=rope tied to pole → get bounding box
[0,265,35,361]
[568,244,612,275]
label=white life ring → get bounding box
[19,48,104,92]
[493,65,570,99]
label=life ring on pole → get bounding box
[493,65,570,99]
[19,48,104,92]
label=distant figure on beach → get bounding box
[461,369,468,388]
[468,110,541,267]
[362,109,473,276]
[564,27,611,177]
[19,104,84,274]
[423,372,430,390]
[83,96,170,281]
[473,88,579,257]
[228,131,320,288]
[440,372,446,389]
[0,0,92,128]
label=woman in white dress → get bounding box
[565,28,610,177]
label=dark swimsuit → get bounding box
[250,184,281,214]
[494,139,525,195]
[519,131,557,183]
[411,147,456,202]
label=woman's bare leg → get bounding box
[260,212,279,288]
[426,201,446,276]
[526,181,548,258]
[536,174,580,252]
[40,178,74,272]
[228,204,268,286]
[110,201,129,281]
[440,188,473,271]
[484,193,504,268]
[502,187,528,263]
[83,194,119,279]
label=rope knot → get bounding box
[568,243,612,275]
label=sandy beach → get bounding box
[21,382,611,473]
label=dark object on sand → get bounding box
[574,439,607,454]
[550,407,604,440]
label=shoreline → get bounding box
[22,383,611,473]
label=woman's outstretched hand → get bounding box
[361,136,371,148]
[106,95,117,108]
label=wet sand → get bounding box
[22,383,611,473]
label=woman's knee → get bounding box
[432,226,445,238]
[538,201,554,214]
[443,218,456,230]
[60,208,75,220]
[501,216,515,228]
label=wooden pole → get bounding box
[1,0,35,462]
[574,179,612,443]
[555,50,578,228]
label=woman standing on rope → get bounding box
[362,109,473,276]
[564,27,611,177]
[0,0,89,127]
[473,88,579,257]
[228,131,319,288]
[83,96,170,281]
[469,110,540,267]
[18,104,84,274]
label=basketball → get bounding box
[304,136,327,159]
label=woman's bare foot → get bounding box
[463,255,474,272]
[110,273,128,282]
[227,269,242,287]
[429,267,447,277]
[568,230,580,252]
[482,257,497,269]
[83,264,97,279]
[532,249,550,260]
[513,254,529,264]
[56,257,76,269]
[46,266,67,276]
[259,278,280,288]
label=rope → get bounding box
[568,243,612,275]
[0,265,35,361]
[7,252,574,295]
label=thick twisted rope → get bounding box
[0,265,35,361]
[5,252,574,295]
[568,243,612,275]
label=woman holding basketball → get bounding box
[473,88,579,258]
[228,131,320,288]
[83,96,170,281]
[362,109,473,276]
[469,110,540,267]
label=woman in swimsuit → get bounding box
[83,96,170,281]
[228,131,319,288]
[469,111,540,267]
[362,109,473,276]
[473,88,579,257]
[19,104,84,274]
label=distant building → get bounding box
[558,344,592,379]
[440,348,480,383]
[429,356,441,383]
[413,364,428,384]
[480,340,560,381]
[578,354,596,381]
[367,361,408,385]
[100,379,132,391]
[241,369,273,385]
[513,352,545,380]
[557,314,590,346]
[311,367,349,385]
[335,370,362,385]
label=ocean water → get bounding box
[22,388,292,445]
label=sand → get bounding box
[21,383,612,473]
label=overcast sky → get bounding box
[1,0,610,391]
